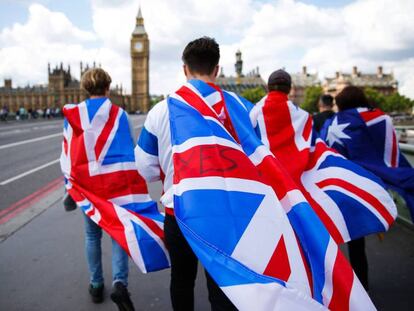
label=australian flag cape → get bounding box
[168,79,375,310]
[321,107,414,220]
[251,92,397,244]
[60,97,170,273]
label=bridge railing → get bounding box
[396,143,413,226]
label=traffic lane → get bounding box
[0,119,145,214]
[0,120,64,146]
[0,114,146,183]
[0,136,61,184]
[0,114,145,147]
[0,163,62,212]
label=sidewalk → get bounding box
[1,192,414,310]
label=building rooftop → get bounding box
[291,66,320,87]
[216,51,266,95]
[324,66,398,89]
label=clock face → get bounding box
[134,41,143,52]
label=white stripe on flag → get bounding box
[321,238,336,306]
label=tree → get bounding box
[241,87,266,104]
[383,93,414,113]
[149,95,165,110]
[364,88,413,113]
[301,86,323,113]
[364,88,386,109]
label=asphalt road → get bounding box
[0,115,146,218]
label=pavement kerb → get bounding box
[0,187,64,243]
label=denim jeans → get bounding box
[83,212,129,287]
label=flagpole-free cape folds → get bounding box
[60,98,170,273]
[321,107,414,221]
[252,93,397,244]
[168,80,375,310]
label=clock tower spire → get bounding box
[131,6,149,113]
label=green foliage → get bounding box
[383,93,414,113]
[364,88,414,112]
[241,87,266,104]
[149,95,165,110]
[364,87,386,109]
[301,86,323,113]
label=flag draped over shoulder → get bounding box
[251,93,397,244]
[321,108,414,220]
[168,80,375,310]
[60,98,169,273]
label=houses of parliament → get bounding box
[0,8,150,114]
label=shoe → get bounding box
[110,282,135,311]
[88,283,104,303]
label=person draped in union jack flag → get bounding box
[60,68,169,311]
[135,37,237,311]
[136,37,376,310]
[320,85,414,290]
[249,69,397,292]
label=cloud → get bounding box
[1,0,414,100]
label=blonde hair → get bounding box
[81,68,112,96]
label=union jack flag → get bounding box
[60,97,169,273]
[168,80,375,310]
[251,92,397,243]
[321,107,414,220]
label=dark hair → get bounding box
[335,86,370,111]
[81,68,111,96]
[267,69,292,94]
[268,84,291,94]
[182,37,220,75]
[319,94,334,107]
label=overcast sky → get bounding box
[1,0,413,99]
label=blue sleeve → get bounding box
[137,126,159,156]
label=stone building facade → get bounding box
[216,50,266,94]
[0,63,129,113]
[323,66,398,96]
[290,66,320,105]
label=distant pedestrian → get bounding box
[321,85,414,290]
[313,94,334,133]
[61,68,135,311]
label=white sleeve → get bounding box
[134,108,161,182]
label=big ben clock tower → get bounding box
[131,7,149,113]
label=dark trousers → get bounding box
[164,214,238,311]
[348,237,369,290]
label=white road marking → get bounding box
[0,124,144,185]
[0,132,62,150]
[0,159,60,186]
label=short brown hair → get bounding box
[182,37,220,75]
[81,68,112,96]
[335,86,370,111]
[267,69,292,94]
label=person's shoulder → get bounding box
[146,98,167,120]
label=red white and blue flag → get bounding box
[251,92,397,244]
[321,107,414,221]
[60,97,169,273]
[168,80,375,310]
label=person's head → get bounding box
[81,68,112,97]
[267,69,292,94]
[318,94,334,112]
[182,36,220,81]
[335,85,370,111]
